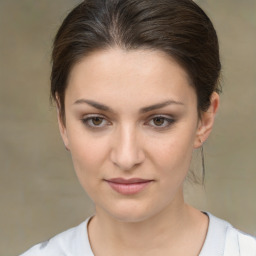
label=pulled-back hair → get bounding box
[51,0,221,121]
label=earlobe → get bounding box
[194,92,219,149]
[56,105,70,151]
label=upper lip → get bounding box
[105,178,153,184]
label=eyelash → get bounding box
[81,115,110,129]
[146,115,175,129]
[81,115,175,130]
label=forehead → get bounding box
[66,48,196,108]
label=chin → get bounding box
[102,201,159,224]
[110,212,151,223]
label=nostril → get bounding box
[110,127,145,170]
[110,146,145,171]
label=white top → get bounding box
[20,212,256,256]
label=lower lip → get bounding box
[106,181,152,195]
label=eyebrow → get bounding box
[140,100,184,113]
[73,99,184,113]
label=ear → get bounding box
[194,92,220,148]
[56,100,70,151]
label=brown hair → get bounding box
[51,0,221,122]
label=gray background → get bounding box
[0,1,255,255]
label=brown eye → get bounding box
[147,115,175,129]
[92,117,103,126]
[82,115,110,129]
[153,117,165,126]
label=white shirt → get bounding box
[20,212,256,256]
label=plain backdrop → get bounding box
[0,1,255,255]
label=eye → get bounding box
[81,115,110,129]
[147,115,175,129]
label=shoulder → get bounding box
[200,212,256,256]
[20,218,93,256]
[225,225,256,255]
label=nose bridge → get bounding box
[111,122,144,171]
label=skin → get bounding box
[58,48,219,255]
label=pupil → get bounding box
[93,117,102,125]
[154,117,164,126]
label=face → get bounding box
[58,48,218,222]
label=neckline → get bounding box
[199,212,229,255]
[83,212,229,256]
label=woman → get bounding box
[21,0,256,255]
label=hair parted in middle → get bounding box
[51,0,221,123]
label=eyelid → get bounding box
[145,114,175,128]
[81,113,176,130]
[81,114,111,129]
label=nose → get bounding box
[110,124,145,171]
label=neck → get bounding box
[88,190,207,256]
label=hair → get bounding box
[51,0,221,122]
[51,0,222,183]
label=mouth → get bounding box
[104,178,154,195]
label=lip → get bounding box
[104,178,153,195]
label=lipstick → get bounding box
[105,178,153,195]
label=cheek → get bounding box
[152,135,193,162]
[67,131,110,185]
[149,129,196,176]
